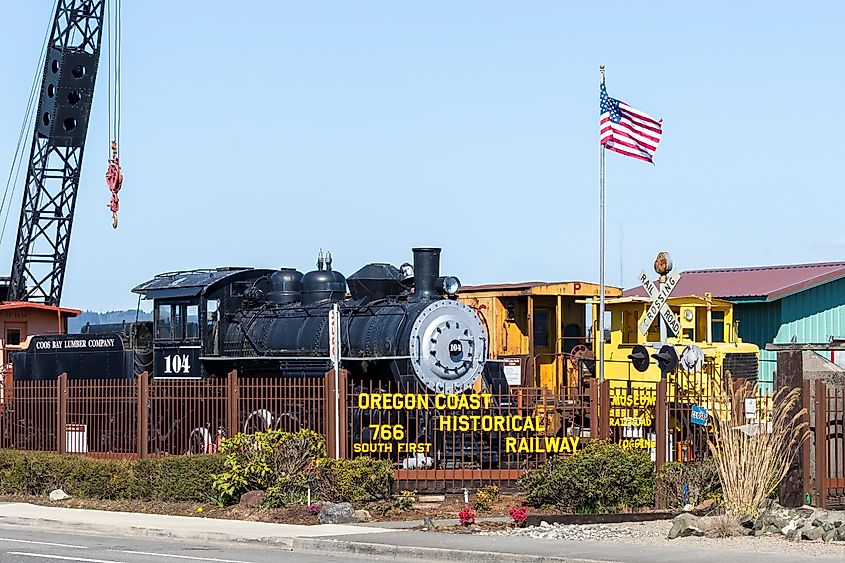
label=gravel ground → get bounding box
[481,520,845,558]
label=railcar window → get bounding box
[6,329,21,346]
[534,309,550,348]
[711,311,725,342]
[156,304,173,340]
[187,305,199,339]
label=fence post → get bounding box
[802,378,813,505]
[56,373,67,454]
[814,379,827,508]
[337,369,348,459]
[599,379,610,440]
[588,378,599,439]
[227,370,239,439]
[655,379,667,471]
[324,370,338,458]
[137,371,149,459]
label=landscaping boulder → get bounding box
[692,499,717,516]
[318,502,356,524]
[800,525,824,541]
[354,509,372,523]
[237,490,266,509]
[668,513,708,539]
[49,489,70,501]
[753,503,792,531]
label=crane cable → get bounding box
[105,0,123,229]
[0,0,59,249]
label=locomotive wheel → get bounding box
[271,410,302,433]
[187,427,212,455]
[242,408,273,434]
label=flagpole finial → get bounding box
[600,65,606,84]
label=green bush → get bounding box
[212,429,326,506]
[474,484,500,512]
[316,457,393,503]
[0,449,223,502]
[517,441,654,513]
[133,455,225,502]
[654,458,721,510]
[212,429,393,507]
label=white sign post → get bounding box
[328,304,341,458]
[639,270,681,336]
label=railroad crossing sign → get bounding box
[638,270,681,336]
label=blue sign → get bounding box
[691,405,708,426]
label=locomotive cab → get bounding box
[132,268,273,378]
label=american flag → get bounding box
[600,83,663,163]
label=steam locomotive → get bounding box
[14,247,504,395]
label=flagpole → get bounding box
[599,65,606,385]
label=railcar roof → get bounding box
[132,267,273,299]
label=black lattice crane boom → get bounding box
[8,0,106,306]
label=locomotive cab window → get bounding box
[155,302,199,341]
[156,304,173,340]
[186,304,199,339]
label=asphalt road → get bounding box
[0,524,414,563]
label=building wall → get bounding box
[733,278,845,387]
[734,301,781,386]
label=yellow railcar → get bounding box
[588,293,760,398]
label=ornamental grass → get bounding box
[707,379,808,520]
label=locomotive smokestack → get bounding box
[412,247,440,301]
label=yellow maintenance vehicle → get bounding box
[588,292,760,397]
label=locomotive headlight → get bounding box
[440,276,461,296]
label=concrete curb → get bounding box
[293,537,614,563]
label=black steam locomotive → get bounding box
[14,248,503,396]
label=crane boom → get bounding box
[8,0,106,306]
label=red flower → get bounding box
[508,506,529,526]
[458,506,476,526]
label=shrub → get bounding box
[705,515,742,538]
[655,458,721,510]
[393,489,416,511]
[211,429,392,507]
[708,381,809,519]
[316,457,393,503]
[517,441,654,513]
[134,455,224,501]
[212,429,325,506]
[474,484,500,512]
[508,505,529,526]
[0,450,223,502]
[458,506,476,525]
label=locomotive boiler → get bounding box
[126,247,504,395]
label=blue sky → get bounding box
[0,1,842,310]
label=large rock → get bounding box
[754,502,792,531]
[237,490,266,509]
[49,489,70,501]
[668,513,708,539]
[354,509,372,523]
[318,502,356,525]
[692,499,717,516]
[800,525,824,541]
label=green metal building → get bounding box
[626,261,845,387]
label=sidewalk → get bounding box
[0,502,842,563]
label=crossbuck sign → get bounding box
[639,270,681,336]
